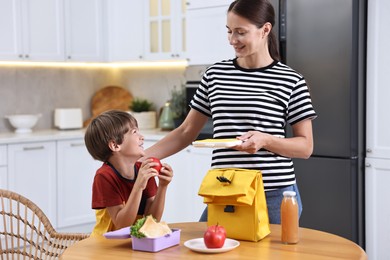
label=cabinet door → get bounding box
[0,0,64,61]
[144,0,186,60]
[64,0,104,61]
[0,167,7,190]
[366,0,390,159]
[106,0,145,61]
[8,141,57,226]
[0,145,7,189]
[365,158,390,260]
[186,146,212,220]
[186,4,233,65]
[0,0,23,60]
[57,139,100,229]
[21,0,65,61]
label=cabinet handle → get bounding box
[18,54,23,58]
[366,148,372,153]
[25,54,29,59]
[68,56,71,59]
[23,146,44,151]
[365,163,371,167]
[71,143,85,147]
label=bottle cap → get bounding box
[283,191,296,197]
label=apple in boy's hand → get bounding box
[203,224,226,248]
[148,157,162,173]
[135,158,162,173]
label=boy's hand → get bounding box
[134,158,159,190]
[157,163,173,186]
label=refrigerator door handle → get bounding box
[279,0,287,63]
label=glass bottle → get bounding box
[280,190,299,244]
[159,101,174,130]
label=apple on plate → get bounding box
[203,224,226,248]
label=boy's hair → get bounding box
[84,110,138,162]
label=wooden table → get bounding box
[60,222,367,259]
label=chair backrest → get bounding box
[0,189,89,259]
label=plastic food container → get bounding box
[131,229,181,252]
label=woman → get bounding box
[145,0,317,224]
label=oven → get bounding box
[185,81,213,140]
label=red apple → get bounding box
[148,157,162,173]
[203,224,226,248]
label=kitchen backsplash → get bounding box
[0,65,186,133]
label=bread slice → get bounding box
[139,216,172,238]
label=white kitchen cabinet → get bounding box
[8,141,57,227]
[106,1,145,61]
[186,1,233,65]
[365,1,390,259]
[0,0,65,61]
[185,146,212,220]
[144,0,186,61]
[143,140,211,223]
[366,0,390,160]
[64,0,105,61]
[365,158,390,260]
[0,145,7,189]
[56,139,100,231]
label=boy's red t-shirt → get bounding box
[92,162,157,215]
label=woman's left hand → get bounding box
[234,131,270,154]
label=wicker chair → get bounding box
[0,189,90,259]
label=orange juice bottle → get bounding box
[281,191,299,244]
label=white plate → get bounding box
[192,139,243,148]
[184,238,240,253]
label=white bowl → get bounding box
[5,114,41,133]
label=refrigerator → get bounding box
[268,0,366,247]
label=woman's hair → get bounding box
[84,110,138,162]
[228,0,280,61]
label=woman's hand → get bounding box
[157,163,173,187]
[234,120,314,158]
[235,131,271,154]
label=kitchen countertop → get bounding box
[0,128,169,144]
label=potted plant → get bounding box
[129,98,157,129]
[169,85,187,128]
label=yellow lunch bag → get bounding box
[198,168,270,242]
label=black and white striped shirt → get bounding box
[190,58,317,190]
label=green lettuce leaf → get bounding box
[130,217,147,238]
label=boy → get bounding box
[84,110,173,236]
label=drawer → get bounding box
[0,145,6,166]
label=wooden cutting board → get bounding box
[84,86,133,127]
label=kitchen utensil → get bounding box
[84,86,133,127]
[184,238,240,254]
[192,139,243,148]
[5,114,41,133]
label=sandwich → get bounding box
[130,215,172,238]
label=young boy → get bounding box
[84,110,173,236]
